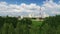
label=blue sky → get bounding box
[0,0,60,5]
[0,0,60,17]
[0,0,45,6]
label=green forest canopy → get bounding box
[0,15,60,34]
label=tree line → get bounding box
[0,15,60,34]
[40,15,60,34]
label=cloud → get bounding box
[0,0,60,18]
[0,2,41,17]
[42,0,60,16]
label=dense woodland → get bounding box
[0,15,60,34]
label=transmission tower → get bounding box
[39,7,42,18]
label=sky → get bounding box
[0,0,60,5]
[0,0,60,17]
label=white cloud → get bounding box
[0,0,60,17]
[0,2,41,17]
[42,0,60,16]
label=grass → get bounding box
[32,20,43,29]
[30,20,43,34]
[32,21,42,26]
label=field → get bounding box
[32,19,43,27]
[29,20,43,34]
[32,21,42,27]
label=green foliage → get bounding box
[41,15,60,34]
[2,23,9,34]
[4,16,18,28]
[20,18,32,34]
[0,15,60,34]
[0,16,5,28]
[15,22,22,34]
[20,18,32,25]
[8,23,15,34]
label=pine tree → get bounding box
[2,23,9,34]
[8,23,15,34]
[20,18,32,34]
[15,22,22,34]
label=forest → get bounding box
[0,15,60,34]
